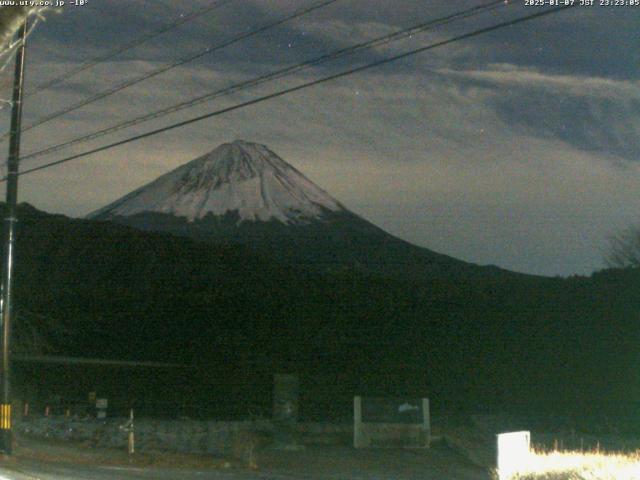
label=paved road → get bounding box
[2,462,270,480]
[0,460,490,480]
[0,463,390,480]
[0,463,412,480]
[0,444,492,479]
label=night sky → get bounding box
[0,0,638,277]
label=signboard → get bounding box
[354,396,430,448]
[96,398,108,409]
[496,431,531,479]
[361,397,423,424]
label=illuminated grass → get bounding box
[499,448,640,480]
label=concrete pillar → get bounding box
[272,374,300,449]
[422,398,431,447]
[353,396,366,448]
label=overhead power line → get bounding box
[2,0,340,142]
[21,0,507,163]
[23,0,234,98]
[5,5,575,182]
[13,355,190,368]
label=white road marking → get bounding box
[98,466,148,472]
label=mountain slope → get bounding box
[89,140,519,279]
[89,140,345,224]
[6,203,640,418]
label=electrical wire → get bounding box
[0,9,46,80]
[2,0,340,142]
[20,0,508,163]
[5,5,576,181]
[23,0,234,98]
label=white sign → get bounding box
[496,431,531,480]
[398,403,419,413]
[96,398,108,409]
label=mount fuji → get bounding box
[89,140,345,225]
[88,140,514,278]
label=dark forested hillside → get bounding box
[5,203,640,420]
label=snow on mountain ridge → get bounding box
[89,140,345,224]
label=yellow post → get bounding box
[0,404,10,430]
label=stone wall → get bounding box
[16,415,352,454]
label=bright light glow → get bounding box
[500,449,640,480]
[497,431,532,479]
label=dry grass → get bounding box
[231,431,270,469]
[497,448,640,480]
[12,436,233,470]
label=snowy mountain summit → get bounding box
[89,140,345,224]
[89,140,515,279]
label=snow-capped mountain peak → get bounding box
[89,140,345,224]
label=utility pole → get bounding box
[0,20,28,455]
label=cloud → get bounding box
[440,64,640,101]
[436,65,640,161]
[1,0,638,277]
[8,59,638,276]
